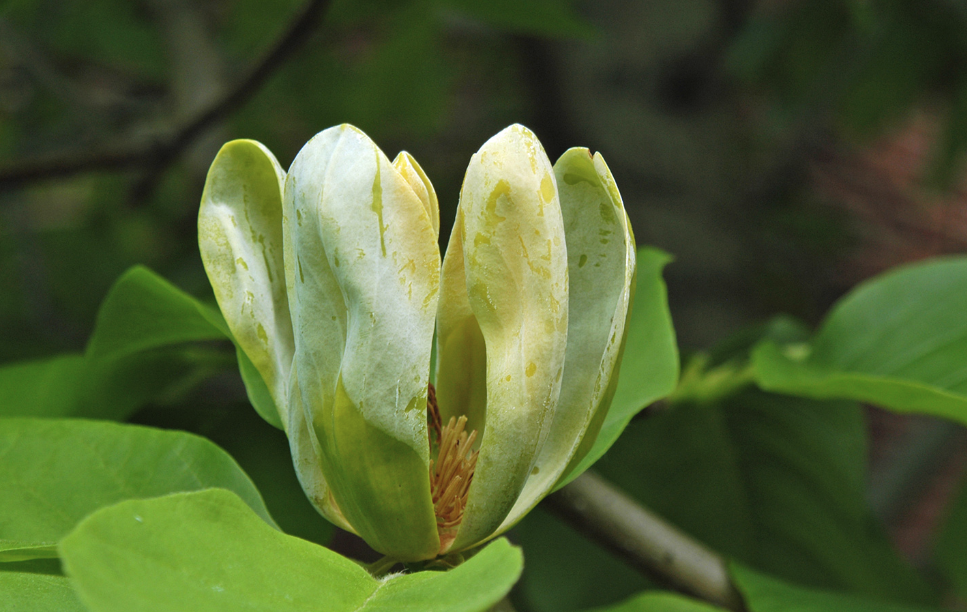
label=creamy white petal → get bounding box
[285,125,440,560]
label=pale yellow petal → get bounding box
[438,124,569,551]
[496,148,636,534]
[393,151,440,237]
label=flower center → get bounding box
[427,383,479,553]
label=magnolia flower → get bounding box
[198,124,635,561]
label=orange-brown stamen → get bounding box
[427,389,479,554]
[427,382,443,445]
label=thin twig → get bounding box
[544,471,745,611]
[0,0,332,191]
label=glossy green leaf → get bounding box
[0,266,237,421]
[582,591,726,612]
[0,570,86,612]
[82,264,281,427]
[86,266,228,361]
[732,565,941,612]
[0,418,275,561]
[515,390,931,612]
[133,403,333,546]
[61,489,523,612]
[557,246,678,487]
[753,257,967,424]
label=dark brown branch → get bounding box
[0,0,332,191]
[544,471,745,611]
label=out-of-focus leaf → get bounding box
[439,0,594,39]
[732,564,940,612]
[515,390,932,612]
[754,257,967,424]
[514,505,650,612]
[932,471,967,598]
[61,489,523,612]
[0,418,275,561]
[581,592,726,612]
[838,5,943,138]
[5,0,166,77]
[725,1,853,105]
[557,247,679,488]
[931,75,967,188]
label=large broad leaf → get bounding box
[557,247,679,487]
[514,390,932,612]
[133,404,333,546]
[0,566,86,612]
[753,257,967,424]
[582,592,726,612]
[0,418,275,562]
[732,565,941,612]
[60,489,523,612]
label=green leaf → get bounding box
[558,247,679,487]
[79,264,282,428]
[515,391,932,612]
[753,257,967,424]
[0,418,275,560]
[0,354,87,418]
[86,265,228,361]
[133,404,333,546]
[0,349,229,421]
[582,591,726,612]
[0,570,86,612]
[61,489,523,612]
[732,564,941,612]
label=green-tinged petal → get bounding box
[435,210,489,437]
[497,148,636,532]
[285,124,440,560]
[199,139,293,427]
[439,124,569,551]
[286,364,354,533]
[394,151,440,236]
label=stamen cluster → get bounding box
[427,384,479,552]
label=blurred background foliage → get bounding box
[4,0,967,610]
